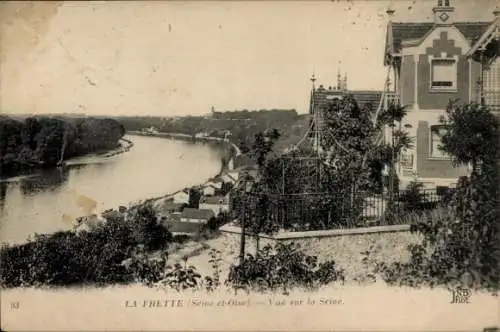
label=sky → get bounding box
[0,0,497,116]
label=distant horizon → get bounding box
[2,106,305,119]
[1,1,497,117]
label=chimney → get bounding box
[433,0,455,25]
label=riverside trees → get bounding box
[0,116,125,176]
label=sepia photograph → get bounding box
[0,0,499,331]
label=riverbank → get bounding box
[0,116,126,178]
[123,131,240,210]
[128,131,240,156]
[64,137,134,166]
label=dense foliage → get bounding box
[374,102,499,292]
[0,116,125,176]
[439,101,498,171]
[0,204,171,287]
[226,242,345,293]
[232,95,413,231]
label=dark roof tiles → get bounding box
[312,90,382,111]
[180,208,215,220]
[388,21,491,53]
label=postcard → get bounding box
[1,0,499,331]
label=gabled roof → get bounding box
[384,21,491,64]
[167,221,203,234]
[312,88,382,112]
[161,202,185,211]
[201,195,228,204]
[180,208,215,220]
[466,18,500,57]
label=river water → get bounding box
[0,135,222,244]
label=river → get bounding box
[0,135,223,244]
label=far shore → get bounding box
[124,131,240,210]
[0,137,134,181]
[70,131,240,228]
[64,137,134,166]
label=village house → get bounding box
[199,195,230,216]
[201,179,225,196]
[382,0,500,188]
[195,132,210,138]
[220,172,238,184]
[226,171,239,182]
[158,201,185,215]
[179,208,215,223]
[201,183,218,196]
[160,213,202,235]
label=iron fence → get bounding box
[232,187,453,231]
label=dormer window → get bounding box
[429,56,458,91]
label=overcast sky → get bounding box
[0,0,497,116]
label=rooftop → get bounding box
[160,202,185,211]
[166,221,203,234]
[312,88,382,112]
[388,21,491,54]
[201,196,229,204]
[180,208,215,220]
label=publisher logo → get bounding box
[450,287,471,304]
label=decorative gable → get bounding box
[425,31,462,56]
[402,26,470,56]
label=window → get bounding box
[431,59,457,90]
[430,125,449,158]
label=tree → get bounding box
[379,102,499,290]
[232,129,281,255]
[439,101,498,174]
[188,188,201,209]
[251,129,281,169]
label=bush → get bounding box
[126,204,172,250]
[156,261,203,291]
[126,248,168,286]
[0,203,173,288]
[226,242,344,293]
[204,212,231,231]
[374,174,499,292]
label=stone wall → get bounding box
[219,225,423,282]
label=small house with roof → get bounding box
[382,0,499,188]
[179,208,215,224]
[159,201,185,214]
[201,183,219,196]
[199,195,230,216]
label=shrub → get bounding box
[126,248,168,286]
[225,242,344,293]
[156,259,203,292]
[0,203,173,288]
[125,204,172,250]
[374,174,499,292]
